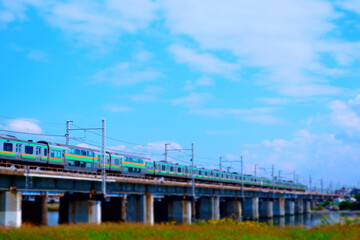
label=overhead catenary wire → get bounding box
[0,128,65,137]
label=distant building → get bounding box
[350,188,360,195]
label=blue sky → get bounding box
[1,0,360,190]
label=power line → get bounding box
[0,115,64,126]
[0,128,65,137]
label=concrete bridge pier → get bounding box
[273,197,285,217]
[285,199,295,216]
[310,200,317,209]
[198,196,220,220]
[220,198,242,220]
[59,193,101,224]
[0,191,22,227]
[259,199,273,219]
[102,197,126,222]
[22,194,48,225]
[168,197,192,224]
[295,198,304,215]
[243,197,259,220]
[126,193,154,225]
[303,199,311,213]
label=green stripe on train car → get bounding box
[0,152,16,157]
[122,162,146,169]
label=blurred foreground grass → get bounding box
[1,218,360,240]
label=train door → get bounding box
[35,147,41,161]
[15,143,22,159]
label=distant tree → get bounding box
[322,200,331,207]
[339,200,352,210]
[354,194,360,202]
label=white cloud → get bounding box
[168,44,240,77]
[337,0,360,14]
[241,129,357,184]
[7,119,43,134]
[205,130,238,135]
[130,94,156,102]
[171,92,211,108]
[93,62,162,86]
[103,104,132,113]
[162,0,350,97]
[328,95,360,132]
[108,144,126,151]
[27,49,49,62]
[1,0,158,45]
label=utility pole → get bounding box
[227,166,231,173]
[65,120,72,145]
[293,170,296,182]
[278,170,281,181]
[191,143,195,199]
[241,156,244,199]
[272,164,275,197]
[165,143,169,162]
[321,179,324,194]
[101,119,106,196]
[309,175,312,193]
[254,164,257,178]
[219,156,222,171]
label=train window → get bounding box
[75,161,80,167]
[68,160,74,166]
[170,166,174,172]
[81,150,86,156]
[69,148,74,154]
[86,162,92,168]
[3,143,13,152]
[75,149,80,155]
[15,144,21,153]
[80,161,86,168]
[178,167,181,173]
[115,159,119,166]
[162,165,166,171]
[216,173,219,177]
[199,171,202,175]
[205,172,208,176]
[88,151,94,157]
[44,149,47,156]
[25,146,33,154]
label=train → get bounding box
[0,135,306,191]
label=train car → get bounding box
[0,135,49,165]
[0,135,306,192]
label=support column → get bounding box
[145,193,154,225]
[310,200,317,209]
[303,199,311,213]
[259,199,273,218]
[168,199,192,224]
[0,191,22,227]
[295,198,304,215]
[273,197,285,217]
[102,197,126,222]
[243,197,259,220]
[223,199,242,220]
[285,199,295,216]
[22,194,48,225]
[68,199,101,224]
[198,196,220,220]
[126,194,153,225]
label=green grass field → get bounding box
[1,219,360,240]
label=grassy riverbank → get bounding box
[1,218,360,240]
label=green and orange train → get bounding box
[0,135,306,192]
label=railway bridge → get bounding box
[0,163,337,227]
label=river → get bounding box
[47,211,359,227]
